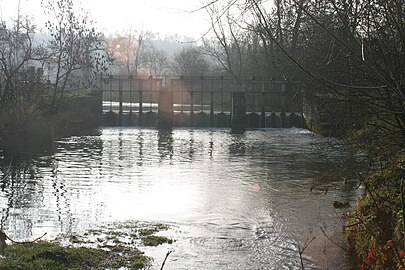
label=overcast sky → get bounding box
[0,0,210,37]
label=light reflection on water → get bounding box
[0,128,362,269]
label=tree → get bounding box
[203,3,244,79]
[202,0,299,80]
[107,29,151,75]
[279,0,405,157]
[0,16,48,134]
[205,0,405,157]
[43,0,110,113]
[140,44,169,76]
[170,46,211,76]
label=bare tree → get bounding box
[140,44,169,76]
[171,46,211,76]
[203,1,286,79]
[0,16,48,133]
[107,29,152,76]
[203,0,404,156]
[203,3,244,79]
[43,0,109,113]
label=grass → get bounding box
[0,241,150,270]
[0,221,175,270]
[141,236,174,247]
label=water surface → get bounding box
[0,128,362,269]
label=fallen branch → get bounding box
[0,230,47,257]
[297,235,316,270]
[160,250,173,270]
[344,215,373,228]
[319,227,348,253]
[7,232,47,244]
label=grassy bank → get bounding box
[344,153,405,269]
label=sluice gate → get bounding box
[101,76,304,129]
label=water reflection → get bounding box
[229,132,246,156]
[157,129,174,162]
[0,128,364,269]
[188,130,195,161]
[208,132,214,159]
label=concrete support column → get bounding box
[139,80,143,126]
[231,91,246,131]
[118,80,123,126]
[281,83,286,128]
[210,91,214,127]
[261,83,266,128]
[158,90,173,129]
[190,91,194,127]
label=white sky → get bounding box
[0,0,210,38]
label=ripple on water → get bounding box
[0,127,362,269]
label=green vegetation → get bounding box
[0,241,149,270]
[141,236,174,247]
[138,224,169,237]
[345,153,405,269]
[0,221,174,270]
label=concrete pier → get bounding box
[230,92,246,131]
[158,90,173,129]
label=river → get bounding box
[0,127,362,269]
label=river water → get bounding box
[0,128,362,269]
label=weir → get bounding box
[100,75,305,129]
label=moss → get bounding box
[129,254,151,269]
[85,229,103,236]
[109,231,128,237]
[133,224,169,237]
[333,200,350,208]
[0,241,150,270]
[141,236,174,247]
[138,227,165,237]
[0,221,174,270]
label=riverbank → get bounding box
[303,109,405,269]
[344,153,405,269]
[0,91,102,159]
